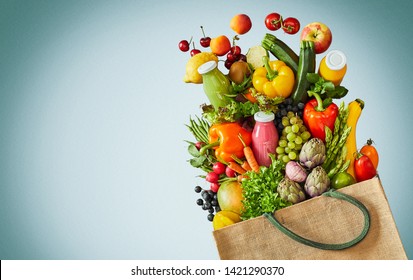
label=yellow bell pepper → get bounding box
[252,56,295,98]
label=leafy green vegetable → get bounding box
[201,100,259,124]
[253,93,284,113]
[306,73,348,103]
[241,155,291,220]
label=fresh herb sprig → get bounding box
[306,73,348,108]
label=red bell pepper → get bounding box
[303,92,338,142]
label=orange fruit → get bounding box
[213,210,241,230]
[230,14,252,35]
[210,35,231,56]
[217,180,244,215]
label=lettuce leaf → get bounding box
[241,155,291,220]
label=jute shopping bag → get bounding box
[213,176,407,260]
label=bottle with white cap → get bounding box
[251,111,279,167]
[197,60,231,110]
[318,50,347,86]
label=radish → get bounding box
[206,172,219,183]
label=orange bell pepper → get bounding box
[202,122,252,163]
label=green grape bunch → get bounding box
[275,112,311,164]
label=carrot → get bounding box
[242,161,252,171]
[228,161,246,175]
[231,154,252,171]
[238,134,260,173]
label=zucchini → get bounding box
[291,40,316,105]
[261,33,299,75]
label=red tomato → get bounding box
[360,139,379,169]
[354,154,377,182]
[282,17,300,35]
[265,13,283,31]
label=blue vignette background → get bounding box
[0,0,412,259]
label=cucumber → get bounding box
[261,33,299,75]
[291,40,316,105]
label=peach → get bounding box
[230,14,252,35]
[210,35,231,56]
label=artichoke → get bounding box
[304,166,330,197]
[299,138,326,169]
[277,178,306,204]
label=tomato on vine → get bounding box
[265,13,283,31]
[282,17,300,35]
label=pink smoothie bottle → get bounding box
[252,111,279,167]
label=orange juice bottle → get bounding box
[318,50,347,86]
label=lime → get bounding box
[331,172,356,189]
[246,45,268,70]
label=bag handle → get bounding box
[263,190,370,250]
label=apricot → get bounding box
[217,180,244,215]
[210,35,231,56]
[213,210,241,230]
[230,14,252,35]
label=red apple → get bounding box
[300,22,332,54]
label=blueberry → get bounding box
[285,98,293,105]
[204,201,212,209]
[196,199,204,206]
[194,186,202,193]
[202,191,211,202]
[207,213,214,222]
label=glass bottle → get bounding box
[252,111,279,167]
[319,50,347,86]
[198,61,231,109]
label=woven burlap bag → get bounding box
[213,176,407,260]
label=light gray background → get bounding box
[1,0,412,259]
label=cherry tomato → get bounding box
[265,13,283,31]
[360,139,379,169]
[282,17,300,35]
[354,154,377,182]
